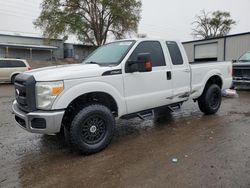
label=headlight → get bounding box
[36,81,64,110]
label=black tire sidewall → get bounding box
[70,104,115,154]
[198,84,222,114]
[206,85,222,112]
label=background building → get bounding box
[182,32,250,63]
[64,43,95,61]
[3,32,250,65]
[0,34,95,63]
[0,34,64,60]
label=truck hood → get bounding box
[24,64,112,81]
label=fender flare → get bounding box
[52,81,127,117]
[192,70,223,98]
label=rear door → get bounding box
[123,41,173,114]
[166,41,191,102]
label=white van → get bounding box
[0,58,31,83]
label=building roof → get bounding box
[0,33,63,41]
[183,32,250,44]
[0,42,58,50]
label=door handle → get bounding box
[166,71,171,80]
[183,69,190,73]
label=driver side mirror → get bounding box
[127,53,152,73]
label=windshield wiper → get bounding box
[85,61,117,67]
[85,61,100,65]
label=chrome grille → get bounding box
[14,74,36,112]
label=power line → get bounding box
[0,3,41,13]
[0,6,40,17]
[0,0,41,9]
[0,10,38,19]
[0,1,187,39]
[0,1,41,18]
[140,23,186,32]
[138,26,180,36]
[0,29,41,35]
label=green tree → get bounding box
[34,0,142,46]
[192,10,236,39]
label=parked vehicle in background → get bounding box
[0,58,31,83]
[12,38,232,154]
[233,51,250,89]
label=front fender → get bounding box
[52,81,127,117]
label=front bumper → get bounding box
[233,79,250,84]
[233,78,250,89]
[12,100,65,134]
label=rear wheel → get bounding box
[198,84,222,115]
[70,104,115,154]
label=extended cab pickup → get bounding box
[13,39,232,154]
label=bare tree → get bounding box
[192,10,236,39]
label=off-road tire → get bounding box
[198,84,222,115]
[70,104,115,154]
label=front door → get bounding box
[123,41,173,114]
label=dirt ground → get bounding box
[0,84,250,188]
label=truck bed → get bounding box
[190,61,232,98]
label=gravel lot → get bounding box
[0,84,250,188]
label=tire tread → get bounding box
[69,104,115,154]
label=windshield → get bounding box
[83,40,135,66]
[239,52,250,62]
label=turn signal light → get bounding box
[51,86,64,96]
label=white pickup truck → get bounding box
[13,38,232,154]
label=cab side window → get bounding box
[129,41,166,67]
[166,41,183,65]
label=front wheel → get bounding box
[198,84,222,115]
[70,104,115,154]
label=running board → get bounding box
[168,103,182,112]
[120,102,184,120]
[137,110,154,120]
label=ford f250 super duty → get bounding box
[12,39,232,154]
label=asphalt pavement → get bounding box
[0,84,250,188]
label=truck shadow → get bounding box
[40,134,68,152]
[39,108,176,153]
[113,108,175,141]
